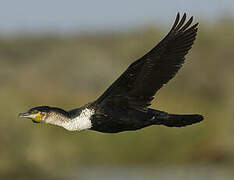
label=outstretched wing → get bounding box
[95,13,198,111]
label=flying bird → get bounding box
[19,13,203,133]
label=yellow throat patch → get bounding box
[33,113,42,121]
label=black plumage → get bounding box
[89,13,203,133]
[19,13,203,133]
[96,13,198,111]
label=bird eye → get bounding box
[31,110,38,114]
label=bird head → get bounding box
[19,106,90,131]
[18,106,51,123]
[19,105,70,128]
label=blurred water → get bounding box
[66,165,234,180]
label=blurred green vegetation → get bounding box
[1,18,234,178]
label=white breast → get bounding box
[63,108,95,131]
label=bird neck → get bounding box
[46,107,95,131]
[45,109,70,128]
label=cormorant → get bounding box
[19,13,203,133]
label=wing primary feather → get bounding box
[174,13,187,31]
[179,16,193,32]
[184,23,199,33]
[170,13,180,31]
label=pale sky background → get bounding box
[0,0,234,34]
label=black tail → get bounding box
[151,109,204,127]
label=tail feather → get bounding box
[152,110,204,127]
